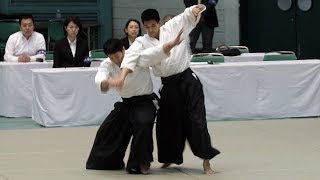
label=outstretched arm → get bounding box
[121,29,184,70]
[105,68,131,90]
[113,30,184,90]
[95,60,112,92]
[163,29,184,54]
[163,4,206,36]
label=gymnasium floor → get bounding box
[0,117,319,180]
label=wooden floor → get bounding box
[0,117,320,180]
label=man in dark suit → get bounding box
[53,16,89,68]
[184,0,219,53]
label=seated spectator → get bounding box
[163,14,175,24]
[4,14,46,62]
[120,19,141,49]
[53,16,89,68]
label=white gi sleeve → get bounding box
[95,59,111,92]
[163,5,206,35]
[121,37,169,71]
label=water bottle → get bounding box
[56,9,61,19]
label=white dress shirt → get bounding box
[128,38,133,46]
[68,38,77,57]
[4,31,46,62]
[121,5,204,77]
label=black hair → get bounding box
[19,14,35,25]
[103,38,124,55]
[124,18,141,37]
[141,9,160,24]
[63,16,82,37]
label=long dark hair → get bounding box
[123,19,141,37]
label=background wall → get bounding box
[112,0,240,49]
[0,0,112,49]
[0,0,240,49]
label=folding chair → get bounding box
[191,53,224,63]
[89,49,107,59]
[45,51,54,61]
[0,19,20,61]
[263,51,297,61]
[228,46,249,54]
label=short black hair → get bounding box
[103,38,124,55]
[124,18,141,37]
[19,14,35,25]
[63,16,82,37]
[141,9,160,24]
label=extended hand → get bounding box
[193,4,206,17]
[163,28,184,54]
[171,28,184,46]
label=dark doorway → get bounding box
[240,0,320,59]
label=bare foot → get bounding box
[161,163,172,168]
[203,159,214,175]
[140,164,151,174]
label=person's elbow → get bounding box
[4,54,16,62]
[95,77,108,93]
[99,79,109,92]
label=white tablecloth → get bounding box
[0,61,53,117]
[32,67,160,127]
[193,60,320,120]
[32,60,320,126]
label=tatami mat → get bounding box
[0,118,320,180]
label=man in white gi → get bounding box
[4,14,46,62]
[120,5,221,175]
[86,34,182,174]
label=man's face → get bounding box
[108,48,125,67]
[20,18,34,39]
[143,20,161,39]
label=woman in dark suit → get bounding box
[120,19,141,49]
[53,16,89,68]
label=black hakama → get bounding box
[157,68,220,164]
[86,94,156,172]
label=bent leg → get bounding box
[126,98,156,173]
[156,83,186,165]
[182,71,220,160]
[86,102,131,170]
